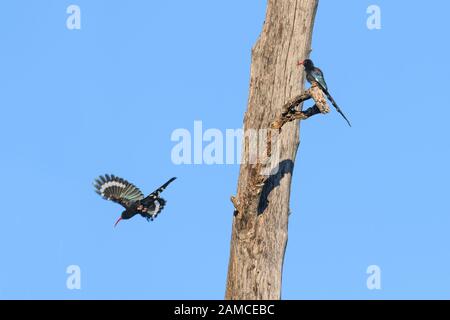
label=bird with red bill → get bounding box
[94,174,177,227]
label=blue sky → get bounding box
[0,0,449,299]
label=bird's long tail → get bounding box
[323,89,352,127]
[149,177,177,198]
[159,177,177,191]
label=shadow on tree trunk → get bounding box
[257,159,295,215]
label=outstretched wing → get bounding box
[140,177,177,221]
[311,67,328,92]
[94,174,144,209]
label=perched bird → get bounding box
[298,59,351,127]
[94,174,176,227]
[298,59,329,91]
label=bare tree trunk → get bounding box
[225,0,319,300]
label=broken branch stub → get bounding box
[271,83,329,130]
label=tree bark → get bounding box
[225,0,319,300]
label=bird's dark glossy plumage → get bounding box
[301,59,328,91]
[298,59,351,127]
[94,174,176,227]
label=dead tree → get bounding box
[225,0,319,300]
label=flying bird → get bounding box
[94,174,176,227]
[298,59,351,127]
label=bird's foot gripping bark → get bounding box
[309,84,330,114]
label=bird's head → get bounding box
[297,59,314,69]
[114,210,133,227]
